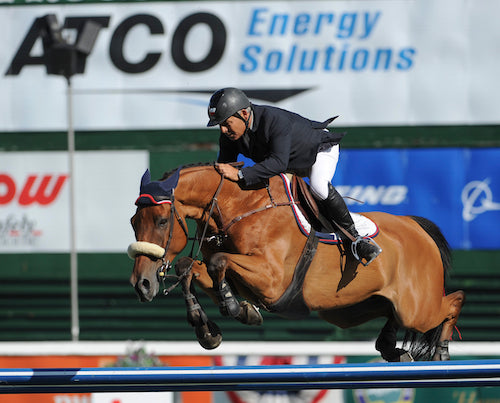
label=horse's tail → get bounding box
[403,215,452,361]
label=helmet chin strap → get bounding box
[232,108,252,136]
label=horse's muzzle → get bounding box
[134,278,156,302]
[128,241,166,302]
[133,274,159,302]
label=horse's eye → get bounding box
[158,218,169,228]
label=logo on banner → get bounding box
[461,178,500,222]
[241,9,415,74]
[0,173,68,206]
[337,185,408,206]
[0,214,43,246]
[6,10,416,76]
[0,172,67,247]
[354,387,414,403]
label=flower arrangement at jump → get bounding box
[110,346,164,367]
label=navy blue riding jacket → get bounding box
[217,104,345,186]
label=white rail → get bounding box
[0,341,497,357]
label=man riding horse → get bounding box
[208,87,381,266]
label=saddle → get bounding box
[289,174,334,233]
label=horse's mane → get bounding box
[160,162,215,180]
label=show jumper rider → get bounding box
[208,87,381,266]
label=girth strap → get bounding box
[267,230,318,319]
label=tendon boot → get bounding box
[317,184,382,266]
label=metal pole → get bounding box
[2,360,500,393]
[67,76,79,341]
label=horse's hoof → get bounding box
[195,320,222,350]
[432,340,450,361]
[236,301,263,326]
[399,351,414,362]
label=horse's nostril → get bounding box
[141,278,150,290]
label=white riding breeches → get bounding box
[309,144,339,201]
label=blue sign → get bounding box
[237,148,500,250]
[336,148,500,250]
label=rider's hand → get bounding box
[215,163,239,181]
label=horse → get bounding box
[128,163,465,362]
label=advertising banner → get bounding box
[335,148,500,250]
[1,0,500,131]
[0,151,148,252]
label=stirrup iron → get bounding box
[351,236,382,266]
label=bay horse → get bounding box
[128,163,465,362]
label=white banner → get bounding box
[0,151,148,252]
[92,392,173,403]
[1,0,499,130]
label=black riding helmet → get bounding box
[207,88,251,127]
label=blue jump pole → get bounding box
[1,360,500,394]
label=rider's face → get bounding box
[219,110,249,141]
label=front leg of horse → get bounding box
[176,257,222,350]
[207,253,242,318]
[207,253,264,326]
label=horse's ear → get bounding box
[159,167,181,194]
[140,169,151,190]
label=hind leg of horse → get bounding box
[433,290,466,361]
[206,253,263,325]
[176,257,222,349]
[375,318,414,362]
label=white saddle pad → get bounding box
[280,174,379,244]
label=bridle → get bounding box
[156,196,189,284]
[128,171,226,295]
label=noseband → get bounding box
[127,241,165,260]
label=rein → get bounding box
[221,184,294,232]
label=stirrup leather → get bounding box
[351,236,382,266]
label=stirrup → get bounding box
[351,236,382,266]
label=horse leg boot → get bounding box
[207,253,242,318]
[376,319,413,362]
[317,183,382,266]
[206,254,262,325]
[176,257,222,350]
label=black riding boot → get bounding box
[317,184,382,266]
